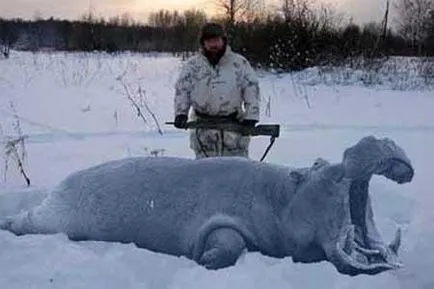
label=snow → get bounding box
[0,50,433,288]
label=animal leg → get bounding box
[199,227,246,270]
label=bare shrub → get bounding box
[0,103,31,186]
[419,57,434,86]
[1,44,10,59]
[115,73,163,135]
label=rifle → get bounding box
[165,121,280,161]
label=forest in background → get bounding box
[0,0,433,71]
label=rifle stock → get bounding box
[165,121,280,138]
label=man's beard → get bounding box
[204,45,227,66]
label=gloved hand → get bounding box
[241,119,258,127]
[174,114,188,129]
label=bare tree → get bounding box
[0,19,18,58]
[382,0,390,40]
[394,0,434,53]
[368,0,390,59]
[214,0,244,25]
[428,10,434,47]
[1,103,31,187]
[120,12,135,27]
[182,9,208,54]
[242,0,266,23]
[210,0,241,42]
[1,45,10,58]
[213,0,263,27]
[281,0,312,25]
[211,0,265,44]
[148,10,182,28]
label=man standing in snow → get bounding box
[173,22,261,159]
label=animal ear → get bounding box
[312,158,329,168]
[289,170,305,184]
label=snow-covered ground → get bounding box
[0,51,433,289]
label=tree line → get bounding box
[0,0,433,71]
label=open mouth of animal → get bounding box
[334,158,414,276]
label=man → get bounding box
[173,22,261,159]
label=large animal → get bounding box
[0,136,414,276]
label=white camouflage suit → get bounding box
[174,46,261,159]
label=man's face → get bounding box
[203,37,225,55]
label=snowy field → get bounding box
[0,51,433,289]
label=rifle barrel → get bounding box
[165,121,279,138]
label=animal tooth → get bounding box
[389,227,402,254]
[354,242,381,256]
[343,225,355,254]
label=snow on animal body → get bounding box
[0,136,414,276]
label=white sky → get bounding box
[0,0,390,25]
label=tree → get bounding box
[394,0,434,54]
[148,10,182,28]
[240,0,266,23]
[182,9,208,50]
[426,10,434,49]
[214,0,244,24]
[212,0,263,41]
[341,24,361,56]
[0,20,19,57]
[281,0,312,25]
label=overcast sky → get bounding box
[0,0,392,25]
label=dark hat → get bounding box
[200,22,227,44]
